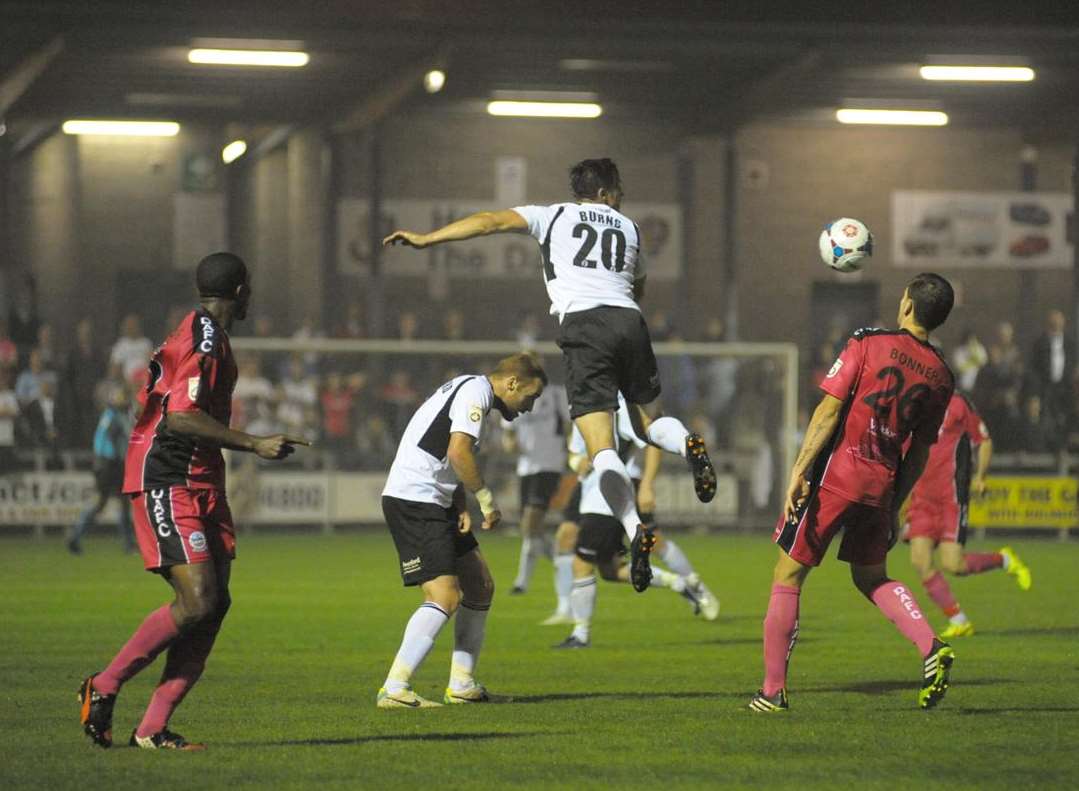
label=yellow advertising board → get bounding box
[968,476,1077,529]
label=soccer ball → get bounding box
[819,218,873,272]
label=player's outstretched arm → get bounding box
[784,394,844,521]
[893,437,932,510]
[973,437,993,497]
[446,431,501,529]
[382,209,528,249]
[166,409,310,460]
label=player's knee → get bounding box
[555,522,578,552]
[597,560,620,581]
[174,593,218,631]
[942,558,967,576]
[851,570,887,599]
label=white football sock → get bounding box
[658,538,694,577]
[554,554,574,615]
[646,416,690,457]
[949,611,970,626]
[570,576,597,643]
[450,602,490,692]
[651,567,686,592]
[592,448,643,541]
[514,536,540,590]
[385,602,449,693]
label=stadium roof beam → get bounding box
[331,46,449,135]
[0,35,64,118]
[703,49,822,133]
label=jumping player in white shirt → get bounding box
[377,353,546,708]
[384,158,716,593]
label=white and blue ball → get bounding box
[819,218,873,272]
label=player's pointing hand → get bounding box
[382,230,430,249]
[253,434,311,461]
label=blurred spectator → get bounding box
[0,320,17,370]
[334,301,366,339]
[380,368,420,438]
[700,317,738,447]
[1029,308,1074,429]
[110,314,153,384]
[163,305,190,343]
[21,376,63,457]
[1015,394,1057,454]
[7,273,41,363]
[951,328,987,392]
[94,361,128,417]
[809,341,838,392]
[443,309,467,342]
[651,315,698,416]
[0,367,17,459]
[292,315,324,373]
[232,354,275,432]
[398,310,421,341]
[355,414,398,469]
[515,312,541,350]
[321,370,362,453]
[276,355,318,439]
[36,323,60,369]
[253,314,286,379]
[64,318,107,447]
[67,384,135,555]
[990,321,1022,380]
[15,347,56,406]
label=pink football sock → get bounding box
[136,617,223,738]
[762,584,800,696]
[870,580,936,656]
[963,552,1003,574]
[922,571,961,617]
[95,605,179,696]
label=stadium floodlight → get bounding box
[222,139,247,164]
[62,120,180,136]
[920,65,1035,82]
[188,48,309,67]
[486,101,602,118]
[424,69,446,93]
[836,108,949,126]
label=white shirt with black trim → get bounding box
[503,384,569,476]
[513,202,644,322]
[383,375,494,507]
[569,395,648,517]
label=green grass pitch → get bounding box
[2,531,1077,789]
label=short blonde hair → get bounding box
[492,352,548,385]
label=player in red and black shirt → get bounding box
[78,253,308,751]
[750,273,958,713]
[905,392,1032,639]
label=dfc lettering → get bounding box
[892,585,923,619]
[150,489,172,538]
[198,316,216,353]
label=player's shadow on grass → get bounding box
[511,691,716,704]
[979,625,1079,637]
[803,678,1013,695]
[239,732,549,748]
[669,637,813,647]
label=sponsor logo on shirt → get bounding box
[826,358,843,378]
[188,376,200,401]
[402,557,422,574]
[188,530,207,553]
[469,406,482,423]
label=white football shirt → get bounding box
[383,375,494,507]
[513,202,644,322]
[503,384,569,476]
[570,395,648,517]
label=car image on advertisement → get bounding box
[1009,235,1050,257]
[1009,202,1052,226]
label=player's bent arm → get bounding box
[166,409,309,460]
[893,437,933,509]
[447,431,500,525]
[973,438,993,495]
[383,209,528,249]
[789,394,844,482]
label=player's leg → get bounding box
[512,504,547,593]
[444,548,495,703]
[69,484,109,555]
[850,559,954,709]
[749,549,810,712]
[912,536,969,636]
[576,410,643,538]
[542,519,578,625]
[555,553,597,648]
[130,557,227,750]
[626,402,716,503]
[379,497,462,708]
[654,532,719,620]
